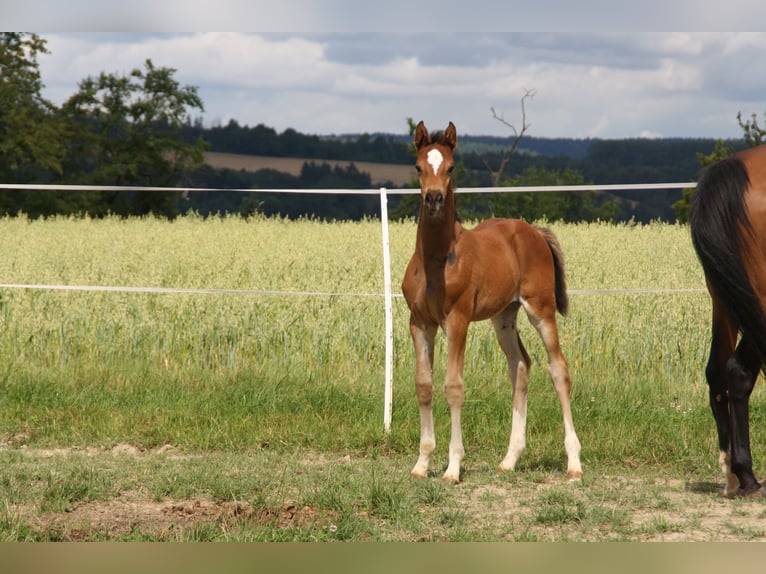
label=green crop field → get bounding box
[2,213,766,541]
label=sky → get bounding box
[10,1,766,140]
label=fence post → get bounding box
[379,187,394,433]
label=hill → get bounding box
[184,122,748,222]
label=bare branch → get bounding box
[488,88,536,186]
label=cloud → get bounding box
[37,32,766,139]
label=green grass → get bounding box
[1,213,766,540]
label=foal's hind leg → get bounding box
[523,298,583,480]
[492,304,532,473]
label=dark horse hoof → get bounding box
[737,483,764,498]
[724,482,766,498]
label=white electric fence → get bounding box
[0,181,699,433]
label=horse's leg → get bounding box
[726,334,762,495]
[523,298,583,480]
[492,304,532,473]
[705,298,738,495]
[442,316,468,484]
[409,317,437,478]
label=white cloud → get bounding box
[36,32,766,139]
[647,33,706,56]
[656,58,702,92]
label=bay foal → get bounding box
[401,121,582,483]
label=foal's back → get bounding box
[469,218,557,283]
[456,218,560,320]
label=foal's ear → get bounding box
[414,121,430,149]
[444,122,457,150]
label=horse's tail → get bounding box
[689,155,766,360]
[536,226,569,317]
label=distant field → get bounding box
[203,151,416,187]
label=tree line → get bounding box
[181,119,745,223]
[2,33,763,223]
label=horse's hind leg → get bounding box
[726,334,762,495]
[705,300,739,495]
[492,304,531,473]
[705,298,763,496]
[523,299,583,480]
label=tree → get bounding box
[463,88,613,222]
[673,139,734,223]
[59,59,207,217]
[0,33,65,181]
[0,33,65,214]
[465,165,620,223]
[673,109,766,223]
[485,88,536,186]
[737,110,766,147]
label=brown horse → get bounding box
[689,143,766,496]
[401,121,582,483]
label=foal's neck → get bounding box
[417,189,459,263]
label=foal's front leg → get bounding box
[410,319,437,478]
[442,318,468,484]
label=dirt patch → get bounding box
[17,497,331,541]
[1,441,184,459]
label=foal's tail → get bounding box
[689,155,766,362]
[536,226,569,317]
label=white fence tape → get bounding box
[0,181,696,194]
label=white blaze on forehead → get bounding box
[426,148,443,175]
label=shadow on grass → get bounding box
[685,481,723,495]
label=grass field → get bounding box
[2,213,766,541]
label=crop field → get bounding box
[203,151,415,186]
[2,213,766,542]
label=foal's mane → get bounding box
[428,130,450,147]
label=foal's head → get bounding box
[414,121,457,220]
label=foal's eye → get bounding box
[415,165,423,175]
[447,165,455,174]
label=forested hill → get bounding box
[180,120,597,163]
[181,119,742,165]
[180,120,746,222]
[359,132,596,159]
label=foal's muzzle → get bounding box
[424,190,445,217]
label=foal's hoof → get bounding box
[410,468,427,479]
[441,471,460,485]
[567,470,583,482]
